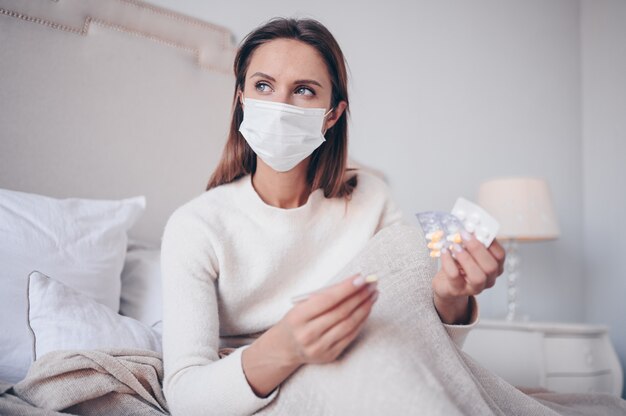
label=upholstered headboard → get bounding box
[0,0,236,245]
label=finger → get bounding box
[485,274,497,289]
[439,250,466,294]
[489,239,506,276]
[451,245,486,294]
[326,295,375,358]
[488,238,506,264]
[462,234,499,278]
[297,273,369,321]
[328,316,368,360]
[306,283,377,341]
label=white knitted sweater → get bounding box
[160,170,478,416]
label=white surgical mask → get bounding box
[238,97,334,172]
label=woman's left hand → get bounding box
[431,233,506,324]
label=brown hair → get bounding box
[205,17,357,198]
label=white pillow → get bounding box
[120,245,163,327]
[28,271,161,359]
[0,188,145,383]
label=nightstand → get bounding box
[462,319,624,396]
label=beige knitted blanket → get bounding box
[0,224,624,415]
[0,349,168,415]
[253,224,626,415]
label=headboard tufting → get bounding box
[0,0,237,245]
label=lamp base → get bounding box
[505,239,520,322]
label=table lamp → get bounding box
[477,177,560,321]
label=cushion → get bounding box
[0,188,145,383]
[120,245,163,327]
[27,271,161,360]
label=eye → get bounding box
[295,86,315,96]
[255,82,273,93]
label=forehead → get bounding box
[247,38,330,83]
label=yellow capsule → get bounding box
[446,233,462,244]
[431,230,444,242]
[429,250,441,258]
[427,241,443,250]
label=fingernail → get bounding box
[353,274,365,286]
[460,230,472,241]
[441,247,448,255]
[451,243,463,259]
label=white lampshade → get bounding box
[477,177,560,241]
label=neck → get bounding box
[252,158,312,209]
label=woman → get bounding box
[160,17,506,415]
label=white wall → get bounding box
[146,0,623,389]
[581,0,626,398]
[146,0,585,320]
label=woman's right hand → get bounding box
[274,273,379,367]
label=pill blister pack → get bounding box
[416,197,500,258]
[451,198,499,247]
[416,211,466,258]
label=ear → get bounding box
[237,89,244,107]
[324,100,348,132]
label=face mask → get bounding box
[238,97,334,172]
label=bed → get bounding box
[0,0,235,407]
[1,0,625,414]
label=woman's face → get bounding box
[242,38,334,112]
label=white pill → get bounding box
[464,221,476,233]
[476,227,489,240]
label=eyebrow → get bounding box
[250,72,324,88]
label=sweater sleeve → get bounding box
[160,209,279,416]
[441,295,479,349]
